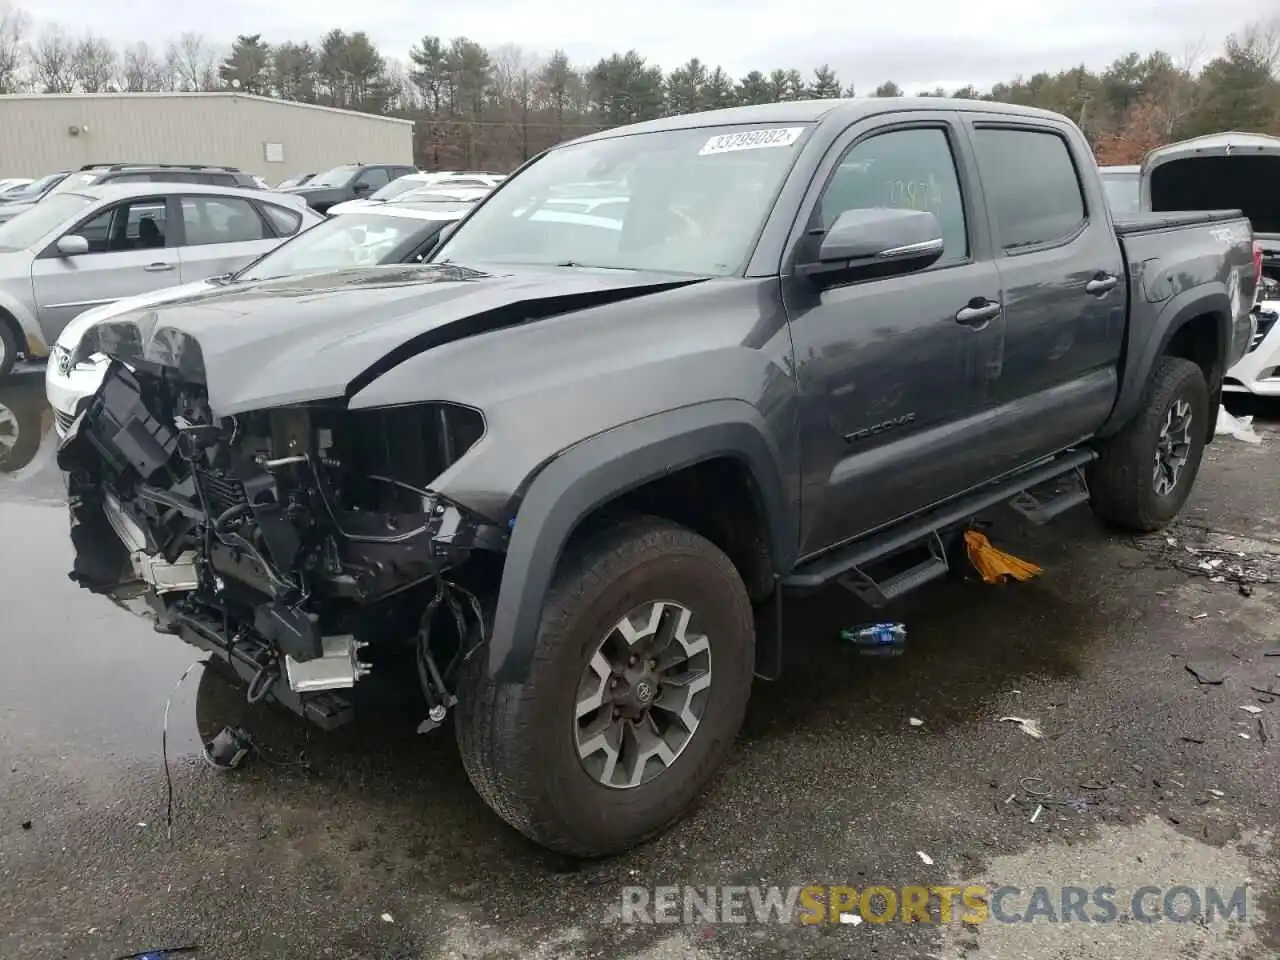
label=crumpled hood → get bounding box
[93,262,703,415]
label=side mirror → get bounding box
[352,181,372,195]
[56,235,90,257]
[805,208,944,285]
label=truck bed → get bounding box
[1113,209,1245,236]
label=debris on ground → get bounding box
[113,947,198,960]
[964,530,1043,584]
[1215,408,1263,444]
[908,717,925,727]
[381,913,395,924]
[1131,522,1280,587]
[1185,663,1226,685]
[842,622,906,657]
[917,851,933,865]
[998,716,1044,739]
[1030,804,1044,823]
[1240,705,1263,716]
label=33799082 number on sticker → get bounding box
[698,127,805,156]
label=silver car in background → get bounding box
[0,182,321,379]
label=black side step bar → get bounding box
[782,447,1097,596]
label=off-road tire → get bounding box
[1088,356,1208,532]
[0,318,18,381]
[454,515,755,857]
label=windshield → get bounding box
[51,172,106,194]
[0,193,95,251]
[236,211,437,281]
[307,165,360,189]
[369,177,426,201]
[1100,170,1141,214]
[435,123,812,275]
[1,172,65,203]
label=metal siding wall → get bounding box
[0,94,413,179]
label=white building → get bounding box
[0,92,414,182]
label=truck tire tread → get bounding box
[454,515,754,857]
[1088,355,1208,533]
[0,315,18,380]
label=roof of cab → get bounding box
[563,97,1074,147]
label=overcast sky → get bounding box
[17,0,1263,91]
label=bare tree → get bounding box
[0,2,28,93]
[167,31,217,91]
[490,44,543,160]
[1237,17,1280,75]
[71,33,116,92]
[119,41,168,91]
[30,23,75,93]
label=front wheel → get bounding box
[454,516,755,857]
[1088,356,1209,532]
[0,321,17,381]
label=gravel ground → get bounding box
[1,364,1277,960]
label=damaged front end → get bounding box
[58,360,506,730]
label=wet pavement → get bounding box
[1,362,1278,960]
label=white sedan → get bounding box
[46,200,477,434]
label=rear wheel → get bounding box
[454,516,755,857]
[1088,356,1209,532]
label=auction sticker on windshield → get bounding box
[699,127,804,156]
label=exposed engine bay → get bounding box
[58,360,506,730]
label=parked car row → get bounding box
[0,160,508,378]
[278,164,506,214]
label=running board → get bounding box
[1007,466,1091,525]
[783,448,1097,597]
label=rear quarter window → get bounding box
[972,127,1086,250]
[260,203,304,237]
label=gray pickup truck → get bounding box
[58,99,1258,857]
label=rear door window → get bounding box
[972,128,1087,251]
[180,196,269,245]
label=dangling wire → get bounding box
[161,658,207,844]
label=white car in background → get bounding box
[327,172,504,215]
[1229,263,1279,397]
[0,178,33,196]
[46,198,479,434]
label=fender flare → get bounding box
[1099,285,1230,436]
[486,399,796,683]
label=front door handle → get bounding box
[955,299,1002,328]
[1085,273,1118,295]
[144,262,175,272]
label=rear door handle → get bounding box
[1085,273,1118,295]
[955,299,1002,327]
[144,262,175,273]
